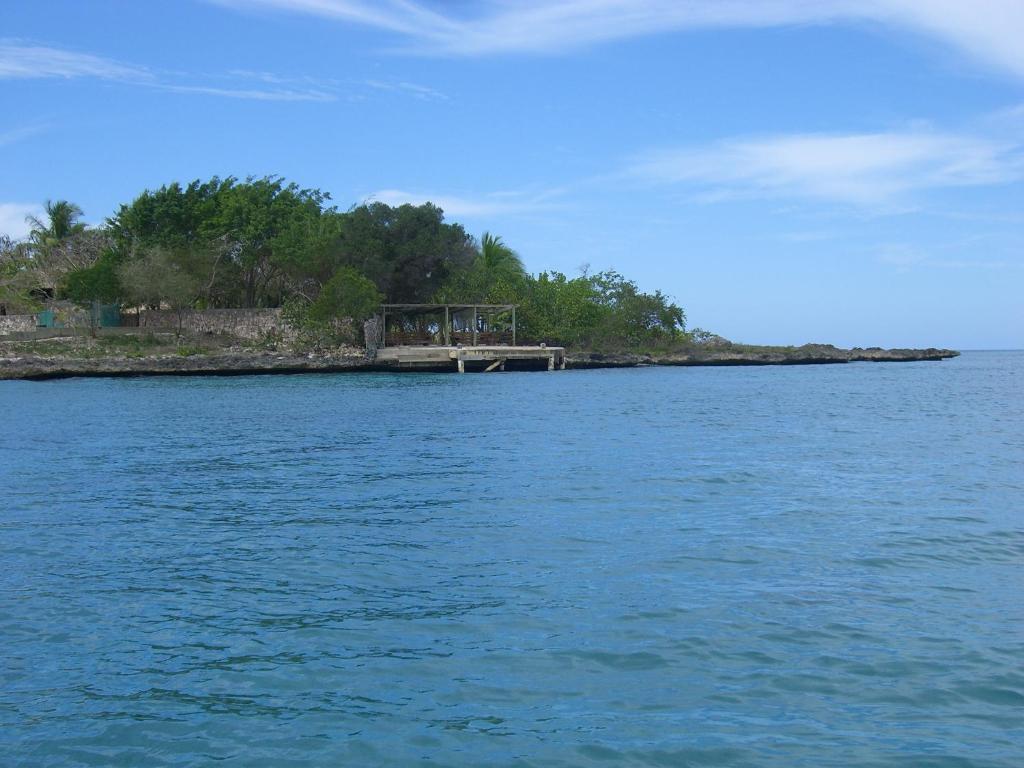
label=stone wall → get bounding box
[138,308,294,341]
[0,315,38,334]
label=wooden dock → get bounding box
[374,345,566,373]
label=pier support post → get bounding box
[457,357,465,373]
[548,354,555,371]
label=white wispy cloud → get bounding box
[876,243,1014,271]
[207,0,1024,80]
[0,40,447,104]
[364,188,558,217]
[0,203,44,240]
[627,130,1024,206]
[364,79,448,102]
[0,40,336,102]
[157,83,336,102]
[0,40,151,81]
[0,124,47,148]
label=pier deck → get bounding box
[374,345,566,372]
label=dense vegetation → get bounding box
[0,176,688,351]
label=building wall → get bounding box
[0,315,38,334]
[138,308,294,341]
[2,307,296,341]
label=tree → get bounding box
[307,266,382,327]
[433,231,527,305]
[17,201,103,297]
[26,200,86,253]
[287,266,383,349]
[107,176,333,308]
[63,251,122,306]
[479,232,525,282]
[518,271,608,347]
[118,247,201,335]
[336,202,476,302]
[589,270,685,346]
[62,250,123,336]
[31,230,113,296]
[212,177,330,307]
[0,235,38,314]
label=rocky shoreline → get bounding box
[0,343,959,381]
[569,344,960,368]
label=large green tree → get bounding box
[434,231,527,305]
[336,202,476,302]
[108,176,331,308]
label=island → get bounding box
[1,178,957,381]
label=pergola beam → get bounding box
[380,303,517,348]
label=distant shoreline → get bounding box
[0,344,959,381]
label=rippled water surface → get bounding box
[3,352,1023,767]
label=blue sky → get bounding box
[2,0,1022,348]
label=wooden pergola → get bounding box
[380,303,516,347]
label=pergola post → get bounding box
[378,304,518,349]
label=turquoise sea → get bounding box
[2,351,1022,767]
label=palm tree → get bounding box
[23,200,90,293]
[26,200,86,252]
[478,232,525,280]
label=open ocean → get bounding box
[2,351,1022,767]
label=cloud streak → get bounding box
[876,243,1015,271]
[627,130,1024,207]
[0,40,448,104]
[210,0,1024,80]
[364,79,448,102]
[0,124,47,148]
[0,40,335,102]
[0,41,150,81]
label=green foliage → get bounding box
[94,332,165,358]
[14,176,695,353]
[62,250,123,305]
[118,246,200,310]
[437,264,685,352]
[308,266,383,326]
[283,267,382,351]
[98,332,163,349]
[589,270,686,347]
[107,176,331,307]
[336,202,476,302]
[26,200,86,253]
[479,232,526,282]
[0,235,40,312]
[6,203,107,302]
[106,179,475,307]
[436,231,529,304]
